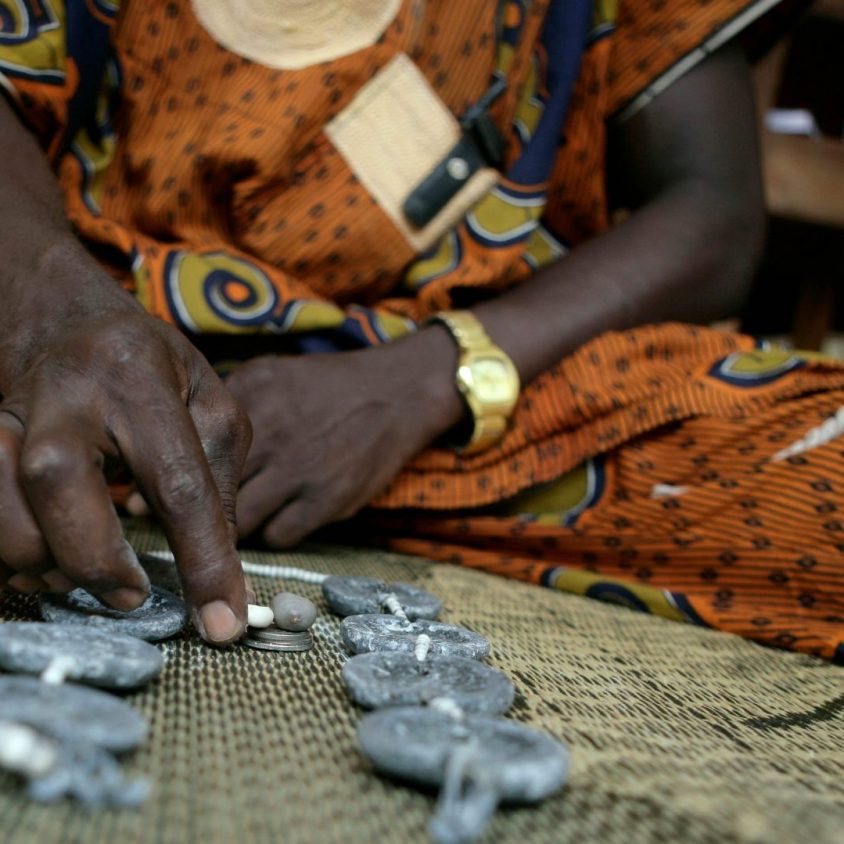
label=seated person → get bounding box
[2,0,842,660]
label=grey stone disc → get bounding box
[27,740,150,808]
[340,615,490,660]
[322,576,442,620]
[342,652,514,714]
[137,551,182,593]
[357,706,569,803]
[40,586,187,641]
[0,622,163,690]
[0,676,148,753]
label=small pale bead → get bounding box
[247,604,274,628]
[0,722,57,778]
[272,592,318,632]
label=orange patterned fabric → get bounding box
[5,0,840,659]
[371,326,844,661]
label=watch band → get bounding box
[429,310,520,455]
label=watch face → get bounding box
[467,357,514,403]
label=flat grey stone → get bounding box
[358,707,569,844]
[0,676,148,753]
[342,652,514,714]
[27,740,150,808]
[40,586,187,641]
[322,576,442,620]
[0,622,163,690]
[340,615,490,660]
[358,706,568,801]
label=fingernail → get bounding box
[42,570,76,593]
[245,587,257,604]
[126,492,150,517]
[196,601,242,644]
[100,587,149,611]
[7,574,42,594]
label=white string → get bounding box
[143,549,328,584]
[381,593,408,621]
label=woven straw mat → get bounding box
[1,518,843,844]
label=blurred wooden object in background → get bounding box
[747,0,844,350]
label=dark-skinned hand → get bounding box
[225,326,463,547]
[0,308,252,645]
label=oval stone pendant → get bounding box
[358,707,569,844]
[322,576,442,620]
[40,586,188,642]
[340,615,490,660]
[342,652,515,715]
[27,739,150,808]
[0,675,148,753]
[0,622,163,690]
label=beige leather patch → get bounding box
[325,53,497,253]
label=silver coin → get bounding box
[358,706,569,802]
[40,586,187,642]
[0,622,163,690]
[243,628,313,653]
[322,576,442,620]
[0,675,148,753]
[340,615,489,660]
[342,652,514,714]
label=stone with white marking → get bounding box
[342,652,514,714]
[0,622,163,690]
[341,615,489,660]
[322,575,442,620]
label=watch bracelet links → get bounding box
[432,310,490,355]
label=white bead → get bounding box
[247,604,274,628]
[0,722,57,778]
[414,634,432,663]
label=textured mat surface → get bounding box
[1,519,844,844]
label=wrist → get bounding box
[380,324,466,437]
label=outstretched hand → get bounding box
[0,309,252,645]
[226,327,463,547]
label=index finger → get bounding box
[118,399,247,646]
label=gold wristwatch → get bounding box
[430,310,520,455]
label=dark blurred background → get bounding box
[742,0,844,354]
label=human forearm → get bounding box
[0,97,141,385]
[474,176,763,384]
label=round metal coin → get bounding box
[322,576,442,620]
[342,652,514,714]
[0,622,163,690]
[243,628,313,653]
[0,675,148,753]
[340,615,490,660]
[357,706,569,803]
[40,586,188,642]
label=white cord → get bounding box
[143,549,328,584]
